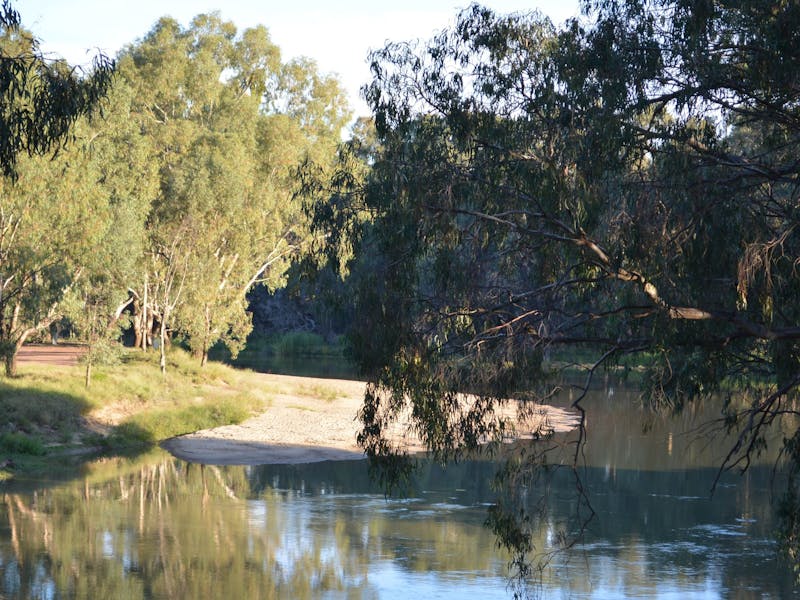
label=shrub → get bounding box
[274,332,342,357]
[0,432,46,456]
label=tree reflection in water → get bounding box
[0,453,508,599]
[0,385,797,599]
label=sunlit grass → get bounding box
[3,345,353,463]
[297,383,341,402]
[7,347,271,452]
[113,395,261,445]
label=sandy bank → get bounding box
[161,372,579,466]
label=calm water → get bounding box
[225,351,360,380]
[0,383,797,599]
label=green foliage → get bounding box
[114,12,351,369]
[80,339,124,368]
[112,396,258,447]
[0,6,135,378]
[303,0,800,578]
[0,1,114,178]
[273,332,342,357]
[0,432,45,455]
[0,7,351,379]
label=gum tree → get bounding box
[118,13,350,367]
[305,0,800,580]
[0,2,114,375]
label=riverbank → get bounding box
[161,373,580,465]
[162,374,370,464]
[7,345,579,470]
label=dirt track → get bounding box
[17,344,87,366]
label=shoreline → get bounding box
[160,373,370,465]
[14,346,579,467]
[159,372,580,466]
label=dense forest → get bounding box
[5,0,800,581]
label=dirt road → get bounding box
[17,344,87,366]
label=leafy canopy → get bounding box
[305,0,800,579]
[0,1,114,178]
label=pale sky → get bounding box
[15,1,581,118]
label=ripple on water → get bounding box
[689,523,748,537]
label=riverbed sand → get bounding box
[160,372,580,466]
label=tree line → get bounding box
[0,8,349,378]
[6,0,800,583]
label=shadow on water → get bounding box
[0,380,796,598]
[219,348,360,380]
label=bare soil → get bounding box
[17,344,87,366]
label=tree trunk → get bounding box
[84,358,92,389]
[4,330,31,378]
[133,323,142,349]
[4,352,16,378]
[141,273,149,351]
[146,312,155,349]
[200,305,211,367]
[159,316,167,379]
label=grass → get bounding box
[0,345,357,476]
[3,347,272,457]
[543,346,660,382]
[273,332,344,357]
[0,432,46,456]
[228,332,347,359]
[0,381,90,443]
[112,395,259,444]
[297,383,342,402]
[286,404,317,412]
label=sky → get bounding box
[15,0,581,118]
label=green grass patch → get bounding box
[242,332,346,358]
[297,383,341,402]
[10,346,271,458]
[0,432,46,456]
[112,395,261,447]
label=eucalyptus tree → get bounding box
[0,79,150,380]
[305,0,800,580]
[0,1,113,178]
[118,13,350,367]
[61,80,158,386]
[0,143,112,376]
[0,2,114,375]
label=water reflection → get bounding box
[225,351,359,381]
[0,455,512,599]
[0,384,796,598]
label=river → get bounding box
[0,380,796,598]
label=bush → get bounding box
[273,332,343,357]
[0,432,46,456]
